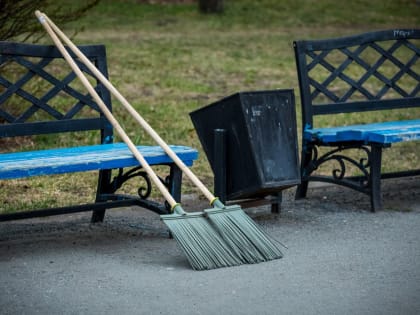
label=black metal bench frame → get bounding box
[293,29,420,211]
[0,41,194,222]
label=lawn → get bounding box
[1,0,419,213]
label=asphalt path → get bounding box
[1,177,419,315]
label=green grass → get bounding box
[1,0,419,213]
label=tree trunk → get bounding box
[199,0,224,13]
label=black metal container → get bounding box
[190,89,300,200]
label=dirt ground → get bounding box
[0,177,419,314]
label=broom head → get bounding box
[204,205,283,264]
[161,211,242,270]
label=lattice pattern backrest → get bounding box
[294,29,420,116]
[0,42,112,137]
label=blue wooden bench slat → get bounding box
[365,128,420,144]
[306,119,420,144]
[0,143,198,180]
[337,123,420,143]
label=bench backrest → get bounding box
[0,41,112,143]
[294,29,420,128]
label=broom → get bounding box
[35,11,242,270]
[38,11,283,264]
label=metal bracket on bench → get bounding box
[91,163,182,223]
[110,167,152,199]
[303,144,372,192]
[303,144,371,192]
[99,163,181,204]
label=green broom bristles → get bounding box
[203,206,265,264]
[204,204,283,264]
[161,211,242,270]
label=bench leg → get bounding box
[165,165,183,239]
[167,164,183,207]
[91,208,106,223]
[369,145,383,212]
[91,169,113,223]
[295,144,312,199]
[295,180,309,200]
[271,192,282,214]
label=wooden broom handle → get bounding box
[35,10,179,209]
[38,11,218,206]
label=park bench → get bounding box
[293,29,420,211]
[0,41,198,222]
